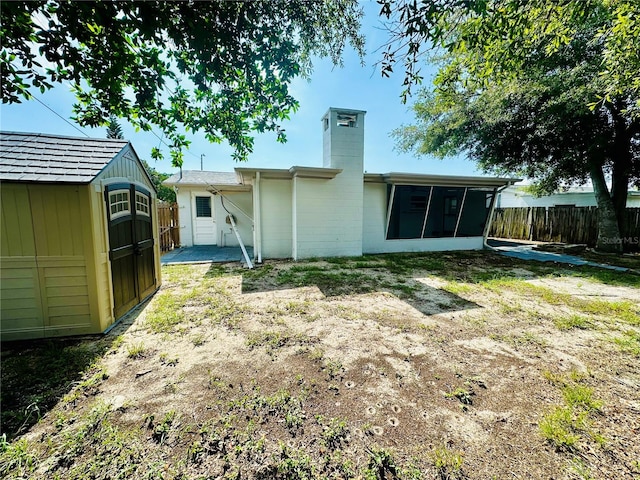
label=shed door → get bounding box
[106,184,157,319]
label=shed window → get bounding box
[135,192,150,216]
[195,196,212,217]
[109,190,130,219]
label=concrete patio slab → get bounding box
[161,245,254,265]
[487,239,629,272]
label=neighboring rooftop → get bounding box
[0,131,129,183]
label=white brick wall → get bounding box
[292,108,366,259]
[213,192,253,248]
[176,189,194,247]
[260,179,293,258]
[293,174,363,259]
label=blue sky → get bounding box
[0,2,482,177]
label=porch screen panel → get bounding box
[456,188,496,237]
[423,187,466,238]
[386,186,431,239]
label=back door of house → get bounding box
[193,194,217,245]
[106,184,157,319]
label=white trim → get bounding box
[108,189,130,220]
[453,187,468,237]
[420,186,434,238]
[292,176,298,260]
[135,191,150,217]
[483,186,506,245]
[384,184,396,240]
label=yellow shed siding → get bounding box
[29,185,86,257]
[87,185,116,331]
[39,261,91,329]
[0,184,102,340]
[0,259,44,336]
[1,184,35,257]
[1,138,162,341]
[151,196,162,289]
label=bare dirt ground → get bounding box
[1,251,639,479]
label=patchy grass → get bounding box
[554,314,593,331]
[276,265,377,296]
[1,251,639,479]
[0,339,112,440]
[481,278,640,325]
[431,444,465,479]
[612,330,640,357]
[126,342,148,359]
[540,371,605,452]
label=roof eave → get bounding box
[289,166,342,179]
[365,172,520,188]
[235,166,342,181]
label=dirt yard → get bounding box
[1,251,639,479]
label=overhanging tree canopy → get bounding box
[378,0,640,111]
[381,0,640,253]
[1,0,364,166]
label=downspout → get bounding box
[483,182,513,250]
[255,171,263,263]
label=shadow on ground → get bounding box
[228,249,640,298]
[222,253,489,316]
[0,301,147,441]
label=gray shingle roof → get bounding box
[164,170,241,186]
[0,131,129,183]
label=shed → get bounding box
[0,132,161,341]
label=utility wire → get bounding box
[25,91,90,137]
[13,13,206,160]
[12,54,205,160]
[149,128,204,160]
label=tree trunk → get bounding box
[611,159,629,249]
[588,159,623,253]
[610,104,632,247]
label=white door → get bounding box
[193,195,217,245]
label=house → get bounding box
[497,185,640,208]
[0,132,161,341]
[165,107,516,261]
[162,170,254,250]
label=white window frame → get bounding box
[109,189,130,220]
[135,191,150,217]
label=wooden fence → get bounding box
[489,206,640,248]
[158,201,180,252]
